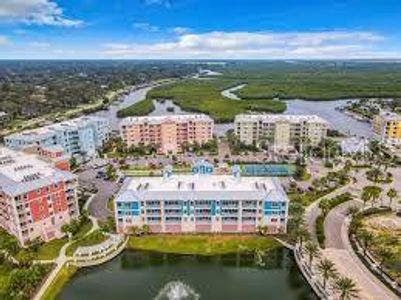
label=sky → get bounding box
[0,0,401,59]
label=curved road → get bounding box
[323,200,398,299]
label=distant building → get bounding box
[0,147,79,246]
[373,111,401,144]
[234,114,328,151]
[119,114,214,154]
[341,137,370,155]
[114,164,289,234]
[4,116,110,160]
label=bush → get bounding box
[316,215,325,248]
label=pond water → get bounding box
[58,248,317,300]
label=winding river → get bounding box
[93,82,374,138]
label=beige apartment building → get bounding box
[119,114,214,154]
[234,114,328,150]
[373,111,401,144]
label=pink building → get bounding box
[0,147,79,246]
[119,114,214,154]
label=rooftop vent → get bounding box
[14,164,33,172]
[22,172,42,182]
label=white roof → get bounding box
[120,114,213,126]
[116,175,288,202]
[6,116,108,140]
[235,113,328,124]
[0,147,76,196]
[378,111,401,122]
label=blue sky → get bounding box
[0,0,401,59]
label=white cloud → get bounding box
[0,36,8,45]
[171,27,190,35]
[144,0,172,8]
[133,22,159,32]
[29,41,50,48]
[0,0,83,27]
[102,30,393,59]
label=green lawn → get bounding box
[72,219,93,240]
[41,264,78,300]
[66,230,107,257]
[0,265,12,292]
[28,238,68,261]
[128,235,281,255]
[118,79,286,123]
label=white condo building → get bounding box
[234,114,328,150]
[5,116,111,160]
[115,164,289,234]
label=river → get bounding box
[93,82,374,138]
[58,248,317,300]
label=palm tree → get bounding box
[304,241,319,268]
[386,188,397,208]
[346,206,359,216]
[334,276,359,300]
[376,246,396,273]
[370,185,383,207]
[369,167,382,183]
[296,226,310,247]
[358,229,374,255]
[362,185,382,207]
[316,258,337,289]
[361,186,372,209]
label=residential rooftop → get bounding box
[235,113,329,124]
[120,114,213,126]
[377,111,401,121]
[116,175,288,202]
[6,115,108,140]
[0,147,76,196]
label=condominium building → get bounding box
[115,165,289,234]
[234,114,328,150]
[0,147,79,246]
[373,112,401,144]
[119,114,214,154]
[4,116,111,160]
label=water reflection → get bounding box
[59,248,317,300]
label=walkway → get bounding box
[33,194,112,300]
[323,200,398,300]
[72,235,127,267]
[33,241,70,300]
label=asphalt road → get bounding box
[324,200,362,249]
[78,168,118,221]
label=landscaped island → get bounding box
[127,235,282,255]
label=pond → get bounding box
[58,248,317,300]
